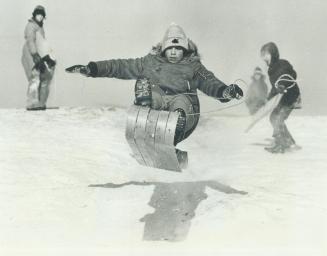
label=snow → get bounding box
[0,107,326,256]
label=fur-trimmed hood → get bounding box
[149,39,201,62]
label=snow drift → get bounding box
[0,107,326,256]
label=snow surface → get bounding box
[0,107,326,256]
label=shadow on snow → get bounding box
[89,180,247,242]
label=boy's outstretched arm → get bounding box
[194,64,243,102]
[66,57,146,79]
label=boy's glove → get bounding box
[223,84,244,100]
[276,84,286,94]
[65,65,91,77]
[33,59,46,73]
[43,55,56,69]
[32,53,42,64]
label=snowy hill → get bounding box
[0,107,326,256]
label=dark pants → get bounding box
[270,104,295,147]
[151,88,199,144]
[26,67,55,109]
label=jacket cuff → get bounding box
[87,62,98,77]
[217,85,231,103]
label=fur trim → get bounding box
[150,39,201,60]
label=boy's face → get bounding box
[165,47,184,63]
[253,74,261,80]
[35,14,44,22]
[261,51,271,66]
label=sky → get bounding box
[0,0,326,115]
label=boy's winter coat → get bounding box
[21,19,45,80]
[87,42,229,114]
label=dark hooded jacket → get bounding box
[262,42,300,107]
[87,41,229,113]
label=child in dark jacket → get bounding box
[66,24,243,145]
[260,42,301,153]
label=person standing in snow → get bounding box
[66,23,243,145]
[245,67,268,115]
[260,42,301,153]
[22,5,56,111]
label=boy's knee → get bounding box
[151,91,165,110]
[169,95,197,138]
[169,95,192,112]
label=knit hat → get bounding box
[161,23,189,53]
[33,5,46,18]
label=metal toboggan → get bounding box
[125,105,187,172]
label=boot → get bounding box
[26,106,46,111]
[265,144,285,153]
[176,149,188,168]
[174,109,186,145]
[264,135,286,154]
